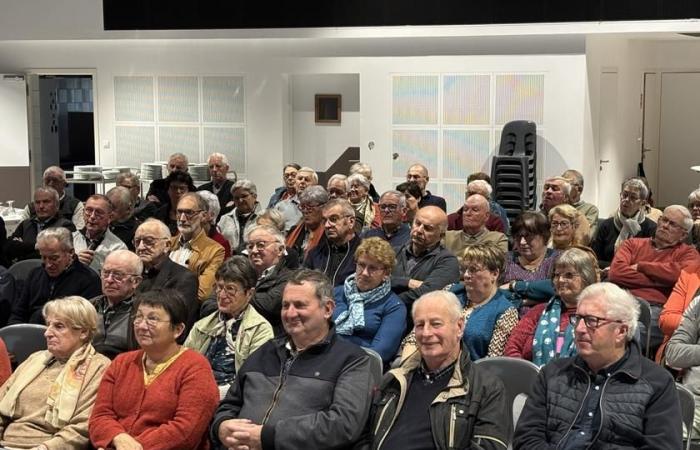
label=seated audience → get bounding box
[73,194,127,274]
[444,193,508,257]
[152,170,197,235]
[146,152,189,206]
[514,283,682,449]
[326,173,349,199]
[0,296,110,449]
[90,250,142,359]
[362,190,411,252]
[9,228,100,325]
[5,187,75,264]
[396,181,422,224]
[591,177,657,267]
[349,161,380,203]
[106,186,138,251]
[539,176,571,216]
[275,166,317,231]
[286,185,328,260]
[116,171,155,221]
[89,290,219,450]
[407,163,446,211]
[372,290,511,449]
[23,166,84,229]
[609,205,700,356]
[170,192,225,302]
[134,219,199,332]
[198,152,235,219]
[689,187,700,250]
[305,198,361,286]
[448,177,509,234]
[657,264,700,361]
[0,338,9,386]
[404,243,517,361]
[266,163,300,208]
[198,190,232,258]
[333,237,406,364]
[392,206,460,315]
[562,169,599,228]
[548,203,590,249]
[210,270,373,450]
[184,256,273,398]
[505,247,598,365]
[347,173,381,233]
[218,179,261,253]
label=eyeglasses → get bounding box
[553,271,581,281]
[300,202,325,212]
[215,283,243,297]
[100,270,139,283]
[569,314,623,329]
[463,265,487,275]
[514,232,538,242]
[356,261,385,275]
[132,314,171,328]
[85,207,108,219]
[133,236,169,247]
[283,172,298,179]
[379,204,400,212]
[246,240,277,252]
[658,216,685,232]
[620,191,642,202]
[550,221,572,229]
[324,214,352,225]
[176,209,201,220]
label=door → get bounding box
[641,73,661,201]
[597,71,619,218]
[0,74,31,207]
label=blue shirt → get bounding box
[361,223,411,253]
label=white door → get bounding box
[0,75,31,206]
[641,73,660,200]
[597,72,620,218]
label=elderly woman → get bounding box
[347,173,381,233]
[198,190,232,258]
[591,177,657,267]
[548,204,590,250]
[218,179,262,252]
[505,247,599,366]
[153,171,196,235]
[396,181,422,224]
[89,289,218,450]
[688,187,700,251]
[0,296,110,449]
[286,185,328,259]
[332,237,406,364]
[185,256,273,398]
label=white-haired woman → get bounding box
[218,179,262,253]
[347,173,381,233]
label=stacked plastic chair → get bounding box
[490,120,537,221]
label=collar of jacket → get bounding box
[273,325,337,356]
[174,228,207,250]
[47,257,79,280]
[570,340,641,382]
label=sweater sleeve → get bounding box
[88,357,129,448]
[397,251,460,305]
[608,240,657,288]
[637,245,700,285]
[487,308,519,357]
[368,298,407,363]
[659,268,699,339]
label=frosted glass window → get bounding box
[158,126,200,162]
[392,129,438,178]
[443,75,490,125]
[442,130,491,180]
[203,127,246,173]
[203,77,245,123]
[115,126,155,168]
[442,183,466,213]
[392,76,438,125]
[158,76,199,122]
[115,76,154,122]
[495,74,544,125]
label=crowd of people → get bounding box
[0,151,698,449]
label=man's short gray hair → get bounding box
[116,171,139,186]
[43,166,66,181]
[286,269,333,307]
[562,169,584,188]
[244,224,286,247]
[107,249,144,275]
[106,186,134,210]
[299,185,329,205]
[688,188,700,206]
[179,192,209,212]
[621,177,649,201]
[545,176,572,198]
[169,153,189,166]
[349,162,372,180]
[208,152,229,166]
[380,190,406,208]
[412,290,463,322]
[232,179,257,196]
[347,173,370,190]
[197,190,221,219]
[35,187,60,204]
[323,198,355,217]
[467,180,493,199]
[327,174,349,190]
[140,218,172,239]
[578,282,640,341]
[256,209,286,232]
[298,167,319,184]
[664,205,694,232]
[36,227,74,251]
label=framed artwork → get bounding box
[315,94,341,123]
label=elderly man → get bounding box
[514,282,682,449]
[146,152,189,205]
[275,166,318,231]
[540,176,571,215]
[362,190,411,252]
[406,163,446,211]
[199,152,236,219]
[23,166,84,229]
[107,186,138,251]
[609,205,700,356]
[326,174,349,200]
[563,169,599,228]
[267,163,300,208]
[9,228,100,324]
[350,161,380,202]
[90,250,142,359]
[304,198,361,286]
[73,194,127,274]
[371,290,511,449]
[134,219,199,331]
[445,193,508,257]
[4,187,76,263]
[116,171,156,221]
[218,179,262,253]
[286,185,328,259]
[393,206,461,309]
[449,177,510,234]
[211,269,373,450]
[170,192,225,302]
[199,190,232,258]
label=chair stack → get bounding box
[490,120,537,221]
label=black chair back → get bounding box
[0,323,47,366]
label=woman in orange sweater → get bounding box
[89,289,219,450]
[658,264,700,362]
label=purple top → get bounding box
[503,248,560,284]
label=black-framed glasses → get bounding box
[356,261,385,275]
[132,314,171,328]
[379,204,400,212]
[569,314,623,329]
[620,191,642,202]
[215,283,243,297]
[300,202,325,212]
[133,236,169,248]
[176,209,202,220]
[100,270,139,283]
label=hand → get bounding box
[231,423,263,450]
[408,279,423,289]
[113,433,143,450]
[146,195,160,204]
[12,237,22,242]
[77,249,95,265]
[499,283,511,290]
[219,418,253,447]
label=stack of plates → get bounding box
[113,166,133,174]
[189,163,210,182]
[74,165,102,180]
[140,163,165,181]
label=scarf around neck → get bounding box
[532,296,576,367]
[335,274,391,335]
[613,207,646,252]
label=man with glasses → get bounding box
[267,163,301,208]
[198,152,236,220]
[609,204,700,356]
[90,250,143,359]
[170,193,225,302]
[444,193,508,257]
[146,152,189,206]
[362,190,411,252]
[286,185,328,259]
[326,174,349,200]
[73,194,127,274]
[134,219,199,334]
[514,282,682,449]
[275,166,318,231]
[116,171,156,221]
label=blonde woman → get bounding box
[548,204,590,250]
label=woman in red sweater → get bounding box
[89,289,219,450]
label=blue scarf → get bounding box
[335,274,391,335]
[532,296,577,367]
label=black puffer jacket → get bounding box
[513,341,682,449]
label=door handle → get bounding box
[599,160,610,171]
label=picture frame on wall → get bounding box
[315,94,341,123]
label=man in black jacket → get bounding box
[514,282,682,449]
[9,227,100,324]
[211,269,373,450]
[198,152,235,219]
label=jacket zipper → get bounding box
[586,376,611,449]
[331,245,351,285]
[556,366,591,450]
[449,403,456,448]
[261,353,296,425]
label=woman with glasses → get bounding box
[153,171,197,235]
[396,181,422,224]
[687,187,700,251]
[591,177,657,267]
[0,296,110,449]
[286,185,328,260]
[218,179,262,253]
[332,237,406,365]
[505,247,599,366]
[347,173,381,233]
[185,256,273,398]
[548,203,590,250]
[89,289,218,450]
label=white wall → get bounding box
[0,76,29,166]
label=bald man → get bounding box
[392,206,460,311]
[444,194,508,257]
[406,164,447,211]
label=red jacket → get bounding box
[657,265,700,361]
[608,238,700,305]
[89,348,218,450]
[504,302,576,362]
